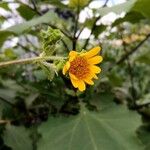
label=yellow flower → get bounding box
[63,46,103,91]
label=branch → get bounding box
[72,1,80,49]
[82,16,100,49]
[82,0,109,49]
[108,33,150,71]
[0,56,66,68]
[61,39,70,52]
[76,26,84,39]
[103,0,109,7]
[116,33,150,65]
[30,0,42,15]
[18,0,73,41]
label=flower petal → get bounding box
[90,65,101,74]
[88,56,103,64]
[84,78,94,85]
[78,80,86,91]
[70,78,78,88]
[69,51,78,62]
[84,46,101,58]
[93,74,98,79]
[69,73,78,80]
[62,61,70,75]
[87,72,95,80]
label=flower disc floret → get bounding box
[69,56,90,80]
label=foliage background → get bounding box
[0,0,150,150]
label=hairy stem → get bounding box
[0,56,66,68]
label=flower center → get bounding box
[69,56,90,79]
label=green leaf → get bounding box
[25,93,39,108]
[132,0,150,20]
[0,102,3,118]
[0,89,16,102]
[39,62,56,81]
[3,125,32,150]
[33,69,47,81]
[135,52,150,65]
[84,18,96,29]
[17,4,37,20]
[112,11,145,27]
[136,93,150,105]
[93,25,107,38]
[38,95,142,150]
[97,0,137,17]
[107,71,123,87]
[48,0,67,8]
[6,11,58,34]
[4,49,17,59]
[0,2,11,11]
[0,11,59,47]
[137,125,150,150]
[0,31,15,47]
[69,0,90,8]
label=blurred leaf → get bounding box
[6,11,58,34]
[0,102,3,118]
[69,0,90,8]
[3,125,32,150]
[135,52,150,65]
[38,96,142,150]
[0,15,5,22]
[93,25,107,38]
[136,93,150,105]
[4,49,17,59]
[0,89,16,102]
[25,93,39,108]
[112,11,145,27]
[33,70,47,81]
[0,31,15,48]
[137,125,150,150]
[0,11,60,47]
[48,0,67,8]
[39,62,55,81]
[132,0,150,20]
[97,0,137,17]
[17,4,37,20]
[65,88,76,96]
[0,2,11,11]
[107,71,123,87]
[84,18,95,29]
[1,79,24,93]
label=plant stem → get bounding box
[82,0,109,49]
[108,33,150,71]
[0,56,66,68]
[116,33,150,65]
[73,0,80,50]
